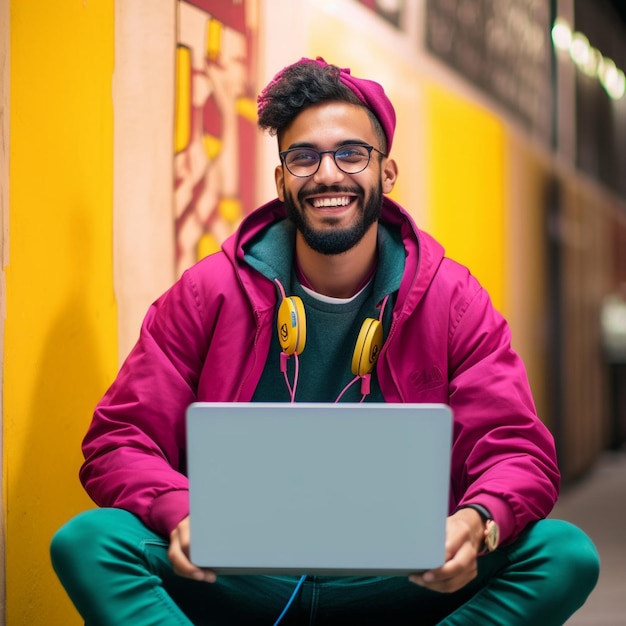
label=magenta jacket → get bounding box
[81,197,560,544]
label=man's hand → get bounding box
[409,508,485,593]
[168,516,217,583]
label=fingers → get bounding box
[409,545,478,593]
[168,517,217,583]
[408,513,481,593]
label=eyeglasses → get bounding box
[279,144,387,178]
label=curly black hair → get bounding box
[257,60,387,152]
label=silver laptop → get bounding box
[186,402,453,576]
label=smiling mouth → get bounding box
[309,196,355,208]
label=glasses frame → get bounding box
[279,144,387,178]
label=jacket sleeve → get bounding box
[80,271,210,538]
[447,282,560,546]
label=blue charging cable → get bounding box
[273,574,307,625]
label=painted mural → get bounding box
[174,0,258,277]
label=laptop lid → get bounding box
[186,402,453,576]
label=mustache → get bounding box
[297,185,362,202]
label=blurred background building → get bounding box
[1,0,625,623]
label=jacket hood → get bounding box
[220,196,446,322]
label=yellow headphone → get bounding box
[277,295,307,356]
[276,294,384,376]
[351,315,384,376]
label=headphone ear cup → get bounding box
[351,318,383,376]
[277,296,307,355]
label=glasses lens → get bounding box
[284,149,320,176]
[334,145,371,173]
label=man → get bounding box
[51,58,599,625]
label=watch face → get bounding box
[485,520,500,552]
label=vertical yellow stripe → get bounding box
[6,2,116,623]
[424,81,507,314]
[174,45,192,154]
[206,18,222,61]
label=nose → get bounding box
[313,152,345,184]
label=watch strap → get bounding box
[459,503,492,521]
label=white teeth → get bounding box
[311,196,352,208]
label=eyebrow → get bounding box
[285,139,371,150]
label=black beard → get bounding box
[283,183,383,255]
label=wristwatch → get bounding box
[483,518,500,553]
[460,504,500,553]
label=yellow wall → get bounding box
[423,80,507,314]
[5,2,116,623]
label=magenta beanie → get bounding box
[258,57,396,152]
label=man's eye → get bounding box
[336,147,367,161]
[290,151,318,163]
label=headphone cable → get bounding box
[273,574,307,626]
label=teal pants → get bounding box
[50,509,599,626]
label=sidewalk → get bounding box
[550,450,626,625]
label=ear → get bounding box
[275,164,286,201]
[381,158,398,195]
